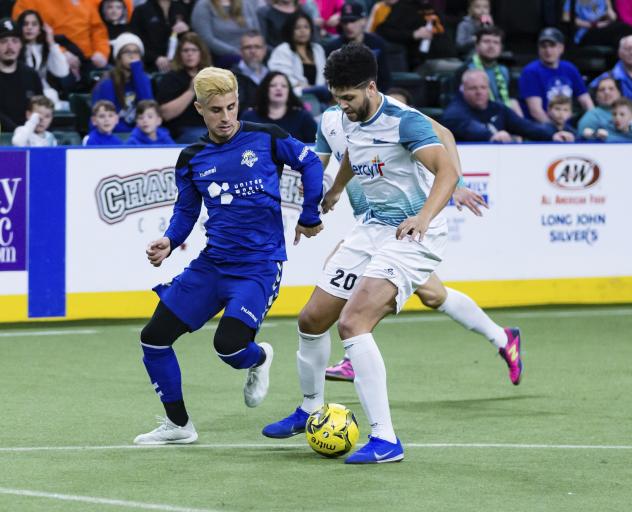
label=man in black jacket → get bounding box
[323,2,391,91]
[130,0,191,72]
[0,18,42,131]
[375,0,454,70]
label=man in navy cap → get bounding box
[323,2,391,91]
[0,17,42,131]
[519,27,594,123]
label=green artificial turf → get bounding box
[2,305,631,511]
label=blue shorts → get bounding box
[153,251,283,332]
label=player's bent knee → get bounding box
[214,316,257,369]
[140,301,189,346]
[418,291,444,309]
[337,308,365,340]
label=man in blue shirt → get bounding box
[590,35,632,100]
[519,27,594,123]
[444,69,575,142]
[134,67,324,445]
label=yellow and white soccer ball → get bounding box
[305,403,360,457]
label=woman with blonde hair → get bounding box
[156,31,212,142]
[191,0,260,67]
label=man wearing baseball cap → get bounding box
[519,27,594,123]
[323,1,391,91]
[0,18,43,131]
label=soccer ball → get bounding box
[305,403,360,458]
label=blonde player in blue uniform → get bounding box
[263,43,522,464]
[134,67,324,445]
[316,103,523,385]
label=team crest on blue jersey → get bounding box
[241,150,258,168]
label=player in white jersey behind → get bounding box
[316,102,523,385]
[263,43,518,464]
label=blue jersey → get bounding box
[165,121,323,262]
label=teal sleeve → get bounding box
[314,118,332,154]
[398,111,441,153]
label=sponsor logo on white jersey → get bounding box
[351,156,385,178]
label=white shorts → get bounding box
[317,221,448,312]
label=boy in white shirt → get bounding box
[11,95,57,147]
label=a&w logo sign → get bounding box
[95,167,176,224]
[546,157,601,190]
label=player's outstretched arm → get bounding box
[396,146,458,241]
[322,150,353,213]
[424,114,487,216]
[146,237,172,267]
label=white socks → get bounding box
[297,330,331,413]
[438,288,507,348]
[343,333,396,444]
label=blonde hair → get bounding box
[193,67,238,102]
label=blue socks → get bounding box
[141,344,183,403]
[217,341,264,369]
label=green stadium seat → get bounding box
[53,131,82,146]
[51,110,77,131]
[301,93,321,117]
[419,107,444,121]
[69,93,92,135]
[114,132,131,143]
[0,132,13,146]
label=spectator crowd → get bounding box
[1,0,632,146]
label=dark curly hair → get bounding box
[324,43,377,90]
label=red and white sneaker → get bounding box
[499,327,523,385]
[325,357,355,382]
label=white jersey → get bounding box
[341,94,445,228]
[315,105,369,217]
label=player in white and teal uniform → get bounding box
[315,102,522,384]
[263,44,523,464]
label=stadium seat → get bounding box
[115,132,131,143]
[566,45,616,82]
[301,93,322,117]
[53,131,82,146]
[0,133,13,146]
[419,106,444,121]
[391,72,424,107]
[51,110,78,132]
[69,93,92,135]
[385,42,409,73]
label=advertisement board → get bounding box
[439,144,632,281]
[2,143,630,322]
[65,148,353,297]
[0,151,28,299]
